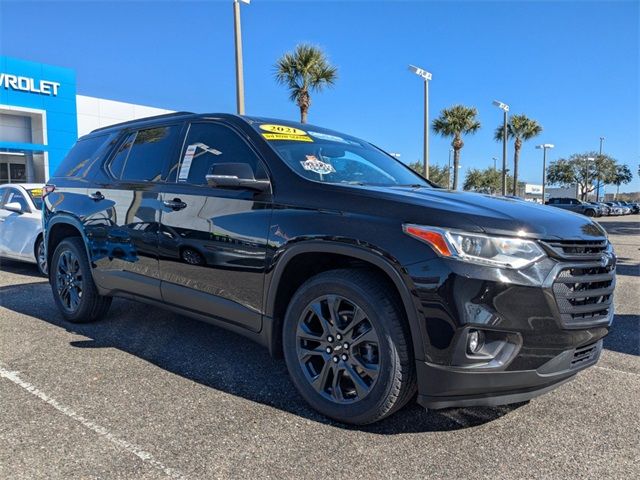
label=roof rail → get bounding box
[90,111,195,133]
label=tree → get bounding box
[432,105,481,190]
[546,152,617,200]
[409,162,449,187]
[463,167,502,194]
[463,167,523,195]
[494,114,542,196]
[610,164,633,198]
[274,44,337,123]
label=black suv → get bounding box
[44,113,616,425]
[545,197,601,217]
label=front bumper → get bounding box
[404,241,614,409]
[417,339,603,409]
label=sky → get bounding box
[1,0,638,192]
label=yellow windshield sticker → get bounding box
[260,124,307,136]
[262,133,313,142]
[29,188,43,198]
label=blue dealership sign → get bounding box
[0,56,78,178]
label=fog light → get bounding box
[467,329,484,354]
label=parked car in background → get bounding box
[545,197,601,217]
[0,183,47,274]
[43,113,615,425]
[617,201,639,214]
[605,202,629,215]
[588,202,610,216]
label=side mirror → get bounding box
[3,202,24,214]
[205,163,270,192]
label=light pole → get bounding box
[408,65,432,179]
[586,156,595,200]
[492,100,509,195]
[492,156,498,170]
[596,136,605,201]
[233,0,250,115]
[536,144,554,203]
[448,148,453,189]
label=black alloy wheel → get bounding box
[296,294,380,404]
[283,269,416,425]
[50,237,112,323]
[55,249,83,313]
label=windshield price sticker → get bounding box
[260,124,307,136]
[301,155,335,175]
[262,133,313,142]
[178,144,198,180]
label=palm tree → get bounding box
[432,105,481,190]
[495,114,542,195]
[274,44,338,123]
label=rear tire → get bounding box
[283,269,416,425]
[50,237,112,323]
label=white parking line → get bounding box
[0,364,186,480]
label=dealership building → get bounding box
[0,56,172,184]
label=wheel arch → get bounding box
[46,215,91,269]
[263,241,425,362]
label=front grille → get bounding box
[542,239,608,261]
[552,263,615,327]
[571,342,599,368]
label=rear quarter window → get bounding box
[54,134,114,179]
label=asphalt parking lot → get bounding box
[1,215,638,479]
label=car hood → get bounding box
[356,186,607,240]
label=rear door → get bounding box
[86,123,184,300]
[157,121,272,332]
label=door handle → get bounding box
[89,191,104,201]
[163,198,187,211]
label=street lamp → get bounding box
[492,100,509,195]
[596,136,605,201]
[233,0,251,115]
[492,156,498,170]
[408,64,432,179]
[536,144,554,203]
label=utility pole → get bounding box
[233,0,250,115]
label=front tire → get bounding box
[50,237,112,323]
[283,269,416,425]
[35,236,47,276]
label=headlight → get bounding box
[403,224,545,269]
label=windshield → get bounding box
[255,123,429,187]
[26,188,43,209]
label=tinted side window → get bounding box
[172,122,266,185]
[4,188,29,211]
[54,134,112,178]
[112,126,181,182]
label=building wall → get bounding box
[76,95,173,137]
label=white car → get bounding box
[0,183,47,275]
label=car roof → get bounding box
[85,112,364,144]
[0,183,44,190]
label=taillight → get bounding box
[43,184,55,198]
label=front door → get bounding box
[158,121,272,332]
